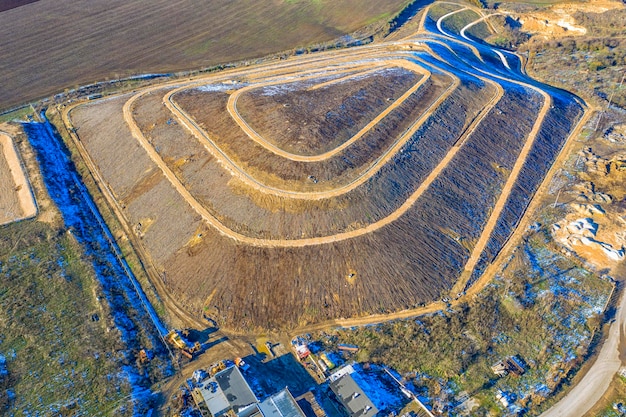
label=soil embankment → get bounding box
[0,132,36,225]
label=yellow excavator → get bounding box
[166,330,202,359]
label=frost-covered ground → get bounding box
[21,117,173,415]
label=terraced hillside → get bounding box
[63,5,586,330]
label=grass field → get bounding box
[0,0,410,111]
[0,130,135,415]
[0,220,137,415]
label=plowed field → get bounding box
[0,0,408,111]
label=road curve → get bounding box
[160,56,460,199]
[123,75,500,247]
[436,7,470,38]
[459,14,511,70]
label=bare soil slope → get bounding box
[65,10,586,330]
[235,67,421,156]
[0,132,36,225]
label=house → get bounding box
[506,356,526,376]
[193,365,306,417]
[329,372,378,417]
[192,365,258,417]
[491,355,526,378]
[491,361,508,377]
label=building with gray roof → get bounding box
[193,365,258,417]
[329,373,378,417]
[193,365,306,417]
[259,388,306,417]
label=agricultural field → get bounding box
[0,0,411,111]
[62,2,587,332]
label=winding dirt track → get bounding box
[65,1,587,329]
[161,58,459,199]
[121,60,508,247]
[291,3,590,334]
[152,37,553,267]
[67,2,579,256]
[225,60,431,162]
[60,5,598,409]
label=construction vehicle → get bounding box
[138,349,153,364]
[166,330,202,359]
[235,357,250,371]
[209,360,227,375]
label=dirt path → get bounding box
[293,105,593,337]
[289,9,591,333]
[454,86,552,293]
[225,60,431,162]
[162,56,458,199]
[306,66,389,91]
[64,4,587,327]
[421,9,558,291]
[119,51,512,247]
[459,14,511,69]
[0,132,37,225]
[436,7,471,39]
[58,13,599,407]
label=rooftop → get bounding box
[330,373,378,417]
[196,366,259,416]
[259,389,306,417]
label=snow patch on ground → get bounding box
[196,83,244,92]
[23,117,171,415]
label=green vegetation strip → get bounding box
[0,220,133,414]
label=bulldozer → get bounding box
[166,330,202,359]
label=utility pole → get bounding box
[553,189,561,208]
[595,71,626,132]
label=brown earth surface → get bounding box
[167,63,455,194]
[0,132,37,225]
[62,8,588,331]
[130,73,495,242]
[512,0,625,40]
[232,65,425,157]
[0,0,409,111]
